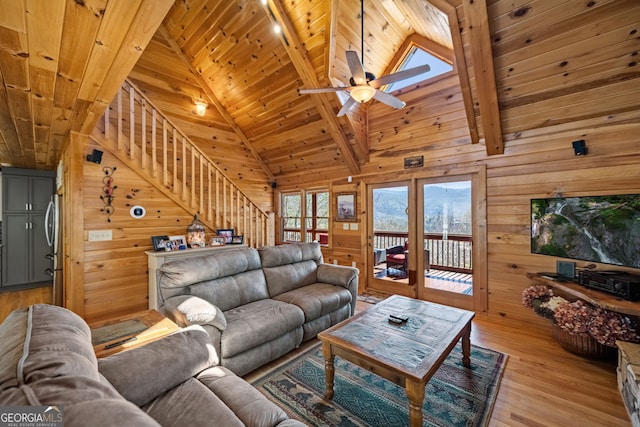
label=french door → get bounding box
[367,181,413,297]
[367,170,486,311]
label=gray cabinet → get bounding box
[1,168,55,288]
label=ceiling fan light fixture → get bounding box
[350,85,376,103]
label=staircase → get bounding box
[91,79,271,248]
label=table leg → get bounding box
[461,323,471,368]
[321,342,335,399]
[406,378,425,427]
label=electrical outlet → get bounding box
[88,230,112,241]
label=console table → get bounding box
[146,245,244,310]
[526,272,640,317]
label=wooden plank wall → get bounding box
[78,138,213,323]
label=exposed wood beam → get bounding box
[157,25,276,182]
[74,0,175,136]
[461,0,504,155]
[264,0,361,175]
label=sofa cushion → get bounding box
[222,299,304,358]
[273,283,352,322]
[259,243,325,297]
[197,366,291,427]
[142,377,244,427]
[98,326,218,407]
[11,305,99,387]
[258,242,323,268]
[0,307,29,391]
[188,269,269,312]
[159,247,267,308]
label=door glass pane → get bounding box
[423,181,473,294]
[372,186,408,283]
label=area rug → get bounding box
[252,342,507,427]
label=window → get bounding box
[281,189,329,244]
[381,34,454,94]
[385,46,453,92]
[306,191,329,244]
[282,192,302,242]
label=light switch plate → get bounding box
[350,223,358,230]
[343,223,349,230]
[88,230,112,241]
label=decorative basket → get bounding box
[551,323,616,359]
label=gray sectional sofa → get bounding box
[0,304,304,427]
[157,242,359,376]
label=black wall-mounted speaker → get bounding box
[86,149,103,164]
[572,140,587,156]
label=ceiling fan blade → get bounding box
[345,50,367,85]
[370,64,431,88]
[299,87,348,94]
[337,97,357,117]
[373,89,406,109]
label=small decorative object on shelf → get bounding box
[522,285,639,358]
[186,215,206,248]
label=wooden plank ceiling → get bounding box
[0,0,173,170]
[0,0,475,179]
[2,0,636,183]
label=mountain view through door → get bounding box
[370,181,473,297]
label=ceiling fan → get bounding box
[299,0,430,117]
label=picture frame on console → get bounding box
[217,229,234,244]
[335,192,356,222]
[167,235,187,251]
[151,235,169,252]
[210,236,225,246]
[231,235,244,244]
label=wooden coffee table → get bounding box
[317,294,475,427]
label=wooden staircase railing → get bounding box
[92,79,270,248]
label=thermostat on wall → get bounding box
[130,205,146,219]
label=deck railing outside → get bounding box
[374,231,472,273]
[99,79,269,247]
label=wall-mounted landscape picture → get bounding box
[531,194,640,269]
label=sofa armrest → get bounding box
[316,264,359,315]
[163,295,227,331]
[98,326,218,407]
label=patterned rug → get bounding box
[252,342,507,427]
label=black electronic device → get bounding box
[388,314,409,325]
[578,270,640,301]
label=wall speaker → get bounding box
[572,140,587,156]
[556,260,576,278]
[86,149,103,164]
[270,182,277,189]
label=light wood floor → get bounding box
[1,289,629,426]
[246,299,630,427]
[0,286,52,323]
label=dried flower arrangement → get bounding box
[522,285,639,347]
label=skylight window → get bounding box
[385,46,453,93]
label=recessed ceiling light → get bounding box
[274,24,281,34]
